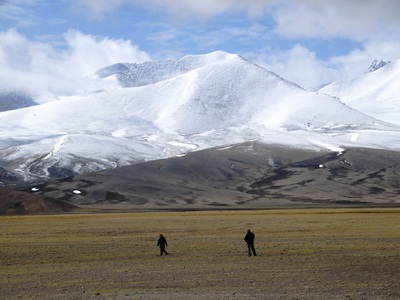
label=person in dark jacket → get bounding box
[157,234,169,256]
[244,229,257,256]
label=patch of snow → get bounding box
[218,146,234,151]
[349,132,359,141]
[310,140,345,153]
[167,140,198,150]
[112,128,127,138]
[268,158,275,167]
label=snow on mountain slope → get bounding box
[319,59,400,125]
[95,51,238,88]
[0,51,399,185]
[2,52,382,135]
[94,52,383,134]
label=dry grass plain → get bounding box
[2,208,400,299]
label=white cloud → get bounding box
[143,0,275,19]
[76,0,400,40]
[75,0,278,19]
[274,0,400,40]
[0,0,42,25]
[0,29,149,98]
[74,0,400,88]
[72,0,126,18]
[329,40,400,75]
[147,0,400,42]
[254,45,340,89]
[254,38,400,89]
[62,30,149,75]
[3,0,400,91]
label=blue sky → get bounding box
[1,0,400,94]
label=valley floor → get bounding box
[1,208,400,299]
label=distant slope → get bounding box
[320,59,400,125]
[0,187,78,215]
[0,91,37,112]
[25,142,400,210]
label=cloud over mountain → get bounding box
[0,29,149,98]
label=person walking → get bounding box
[244,229,257,256]
[157,234,169,256]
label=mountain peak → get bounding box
[368,60,391,72]
[94,51,240,88]
[183,50,238,61]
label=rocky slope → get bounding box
[20,142,400,211]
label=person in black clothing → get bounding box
[244,229,257,256]
[157,234,169,256]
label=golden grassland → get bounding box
[2,208,400,299]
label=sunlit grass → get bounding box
[2,208,400,299]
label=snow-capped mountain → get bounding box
[319,59,400,125]
[93,52,380,134]
[95,51,237,88]
[0,51,399,186]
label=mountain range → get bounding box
[1,51,400,212]
[319,59,400,125]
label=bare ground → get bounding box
[0,187,77,215]
[10,143,400,212]
[2,209,400,299]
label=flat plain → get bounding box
[2,208,400,299]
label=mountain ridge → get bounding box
[319,58,400,125]
[21,142,400,210]
[0,51,399,187]
[95,51,242,88]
